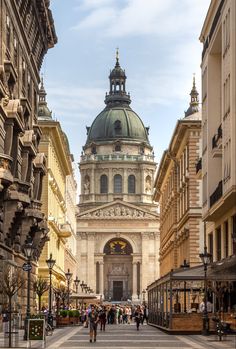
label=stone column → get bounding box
[87,233,95,290]
[99,262,104,297]
[108,168,113,200]
[132,261,137,300]
[141,232,149,290]
[124,168,128,193]
[91,165,95,201]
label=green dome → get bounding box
[86,106,150,145]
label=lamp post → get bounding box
[23,241,34,340]
[142,289,146,304]
[65,269,73,309]
[74,276,80,309]
[46,253,56,328]
[199,246,212,336]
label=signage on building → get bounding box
[22,263,32,272]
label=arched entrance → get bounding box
[103,238,133,301]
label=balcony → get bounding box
[212,124,222,158]
[195,158,202,179]
[58,223,72,238]
[210,180,222,207]
[80,153,155,163]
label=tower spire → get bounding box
[116,47,120,67]
[185,74,199,117]
[104,51,131,108]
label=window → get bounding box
[224,220,229,258]
[114,120,121,135]
[128,175,135,193]
[100,175,108,193]
[216,227,221,261]
[91,146,96,154]
[208,233,213,262]
[114,174,122,193]
[115,144,121,152]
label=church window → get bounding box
[100,174,108,193]
[91,146,96,154]
[114,120,122,135]
[114,174,122,193]
[115,144,121,152]
[128,175,135,193]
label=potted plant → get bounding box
[57,310,69,326]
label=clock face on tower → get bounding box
[104,238,132,255]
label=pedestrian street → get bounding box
[45,324,235,349]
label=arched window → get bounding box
[114,120,121,135]
[128,175,135,193]
[114,174,122,193]
[100,174,108,193]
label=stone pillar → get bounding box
[132,261,137,300]
[99,262,104,297]
[91,165,95,201]
[141,232,150,290]
[108,168,113,200]
[87,233,95,290]
[21,150,29,182]
[124,168,128,193]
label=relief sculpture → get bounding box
[81,204,152,219]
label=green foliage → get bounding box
[59,310,68,318]
[73,310,80,317]
[68,310,74,317]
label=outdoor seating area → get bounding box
[148,262,236,334]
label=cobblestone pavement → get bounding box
[0,324,235,349]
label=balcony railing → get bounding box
[212,124,222,149]
[195,158,202,174]
[80,153,155,163]
[210,180,222,207]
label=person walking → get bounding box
[99,306,106,331]
[88,305,99,342]
[142,305,148,324]
[134,305,143,331]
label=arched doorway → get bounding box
[103,238,133,301]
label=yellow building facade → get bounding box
[199,0,236,279]
[37,82,77,308]
[153,80,202,277]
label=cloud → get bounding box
[45,83,105,125]
[73,0,210,38]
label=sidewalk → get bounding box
[0,325,81,349]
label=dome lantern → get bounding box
[105,49,131,108]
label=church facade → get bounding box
[76,53,159,302]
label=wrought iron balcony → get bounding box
[195,158,202,174]
[212,124,222,149]
[210,180,222,207]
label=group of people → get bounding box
[85,304,148,343]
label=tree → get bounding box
[33,277,48,312]
[0,264,25,348]
[53,284,68,315]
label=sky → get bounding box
[42,0,211,193]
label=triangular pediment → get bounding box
[78,200,158,220]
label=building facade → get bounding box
[0,0,56,312]
[77,53,159,302]
[153,79,202,277]
[37,82,78,301]
[200,0,236,278]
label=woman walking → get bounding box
[88,305,99,342]
[134,305,143,331]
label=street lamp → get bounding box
[23,241,35,340]
[142,289,146,303]
[74,276,80,309]
[199,246,212,336]
[46,253,56,328]
[65,269,73,309]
